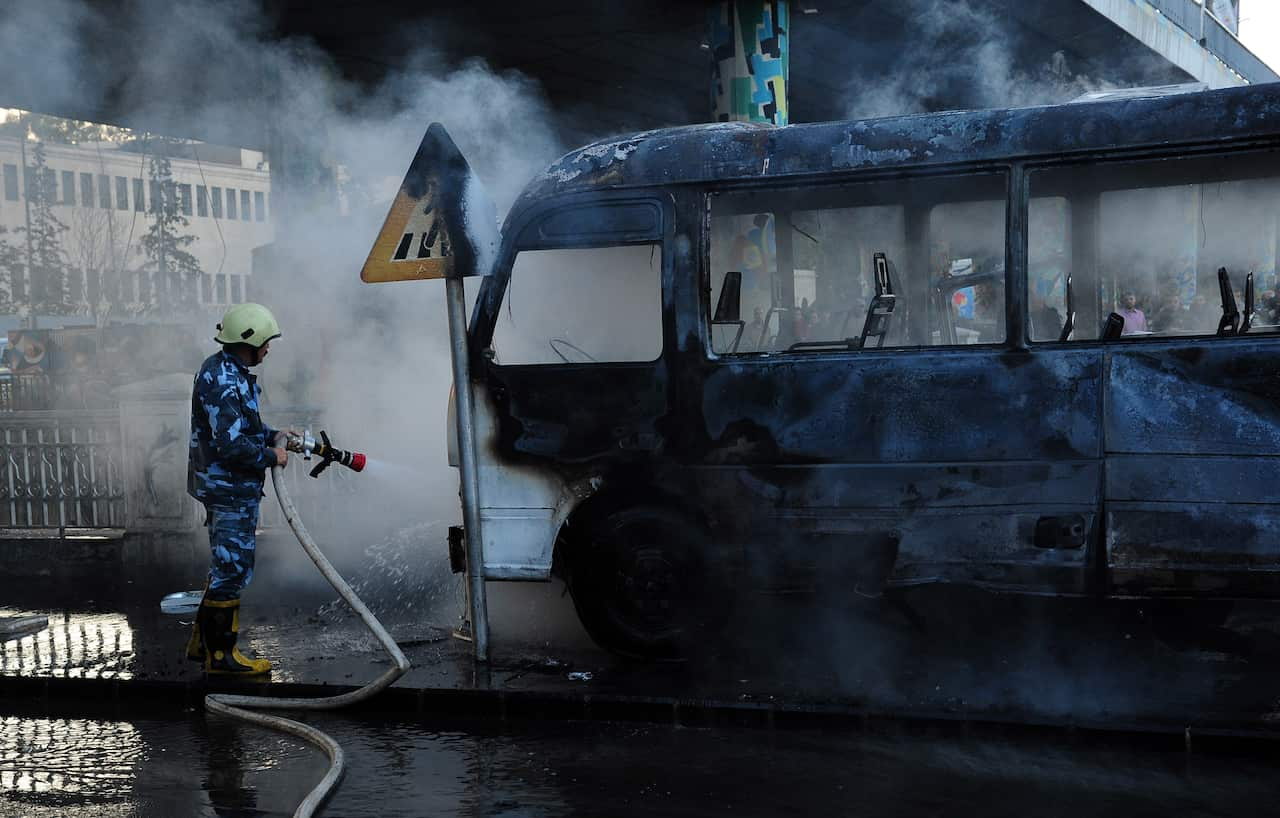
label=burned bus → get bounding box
[447,83,1280,657]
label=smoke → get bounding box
[842,0,1123,120]
[0,1,567,598]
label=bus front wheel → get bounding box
[567,505,709,659]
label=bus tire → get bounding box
[567,505,709,659]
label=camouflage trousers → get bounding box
[204,500,261,601]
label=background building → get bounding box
[0,132,272,329]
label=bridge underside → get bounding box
[3,0,1259,147]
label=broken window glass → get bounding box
[709,172,1007,354]
[491,244,663,365]
[1030,151,1280,341]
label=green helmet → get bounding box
[215,303,281,348]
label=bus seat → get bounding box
[858,294,896,349]
[1101,312,1124,340]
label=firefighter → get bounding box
[184,303,290,675]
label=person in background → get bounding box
[1118,291,1148,335]
[1150,290,1186,334]
[185,303,292,676]
[1188,294,1216,332]
[1261,289,1280,324]
[1029,291,1064,341]
[743,307,765,352]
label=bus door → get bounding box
[471,194,673,578]
[1030,151,1280,598]
[702,171,1101,597]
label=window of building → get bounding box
[27,167,55,202]
[231,274,243,303]
[98,174,111,209]
[240,189,251,221]
[3,164,17,201]
[254,191,265,222]
[225,188,237,220]
[116,176,129,210]
[210,186,223,218]
[133,178,145,212]
[11,263,24,302]
[196,185,208,217]
[201,273,213,303]
[1028,151,1280,342]
[177,183,192,216]
[80,172,94,208]
[215,273,227,304]
[491,244,663,365]
[149,180,163,214]
[86,267,100,306]
[61,170,75,205]
[67,267,84,303]
[708,172,1008,355]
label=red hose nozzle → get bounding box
[350,452,366,472]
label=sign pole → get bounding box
[445,272,489,663]
[360,123,496,664]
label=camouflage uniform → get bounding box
[188,349,279,601]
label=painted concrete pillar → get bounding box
[710,0,790,125]
[118,373,200,534]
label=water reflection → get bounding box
[0,609,133,679]
[3,712,1280,817]
[0,716,142,801]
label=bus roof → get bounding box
[512,82,1280,218]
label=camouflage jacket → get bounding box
[187,350,279,503]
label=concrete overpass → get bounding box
[2,0,1275,148]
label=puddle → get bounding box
[4,712,1280,817]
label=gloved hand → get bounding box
[276,428,304,453]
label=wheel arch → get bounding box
[551,480,714,580]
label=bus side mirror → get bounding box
[1242,271,1255,334]
[713,271,742,323]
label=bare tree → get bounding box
[68,200,130,324]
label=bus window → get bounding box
[490,243,662,365]
[932,199,1006,345]
[1030,150,1280,342]
[709,172,1007,354]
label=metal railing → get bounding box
[0,407,360,533]
[0,412,124,529]
[1146,0,1279,84]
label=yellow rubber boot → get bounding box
[185,581,210,663]
[198,598,272,676]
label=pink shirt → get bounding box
[1119,307,1148,334]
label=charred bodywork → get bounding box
[458,83,1280,654]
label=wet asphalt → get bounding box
[5,711,1280,818]
[4,524,1280,815]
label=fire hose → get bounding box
[203,431,410,818]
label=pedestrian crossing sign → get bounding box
[361,124,493,282]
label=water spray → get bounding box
[287,429,367,478]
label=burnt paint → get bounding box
[470,83,1280,602]
[1106,339,1280,597]
[508,84,1280,228]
